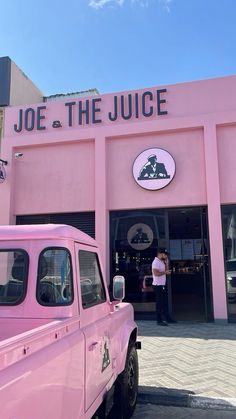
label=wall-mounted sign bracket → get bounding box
[0,158,8,165]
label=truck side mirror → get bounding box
[113,275,125,301]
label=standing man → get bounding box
[152,248,176,326]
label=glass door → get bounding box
[221,205,236,322]
[110,209,169,319]
[168,207,213,322]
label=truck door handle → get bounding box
[89,341,99,351]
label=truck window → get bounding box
[37,248,73,306]
[79,250,106,308]
[0,250,28,305]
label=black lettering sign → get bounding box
[25,108,35,131]
[157,89,168,115]
[13,89,168,133]
[14,106,47,132]
[79,99,89,125]
[37,106,46,130]
[134,93,139,118]
[14,109,23,133]
[121,94,132,120]
[65,101,76,127]
[52,120,62,128]
[108,95,118,122]
[142,91,153,117]
[92,98,102,123]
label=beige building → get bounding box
[0,56,43,151]
[0,56,99,152]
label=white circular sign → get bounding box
[127,223,153,250]
[132,148,176,190]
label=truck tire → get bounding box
[112,343,139,418]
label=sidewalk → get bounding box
[136,321,236,411]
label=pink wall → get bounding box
[107,129,206,209]
[217,125,236,203]
[2,75,236,321]
[13,141,95,214]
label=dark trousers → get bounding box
[154,285,169,322]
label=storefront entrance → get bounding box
[110,207,213,322]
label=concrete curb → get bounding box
[138,387,236,411]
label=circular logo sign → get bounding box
[0,164,6,184]
[127,223,153,250]
[132,148,176,191]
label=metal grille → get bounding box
[16,212,95,238]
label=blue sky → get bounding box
[1,0,236,95]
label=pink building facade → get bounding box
[1,75,236,323]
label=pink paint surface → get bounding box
[0,224,137,418]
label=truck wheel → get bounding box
[113,343,139,418]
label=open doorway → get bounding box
[110,207,213,322]
[168,208,213,322]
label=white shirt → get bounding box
[152,257,166,286]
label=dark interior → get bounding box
[110,207,213,322]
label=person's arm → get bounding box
[139,164,148,179]
[153,267,171,276]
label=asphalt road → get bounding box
[133,404,236,418]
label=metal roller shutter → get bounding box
[16,212,95,238]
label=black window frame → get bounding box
[0,248,29,306]
[79,250,106,309]
[36,246,74,307]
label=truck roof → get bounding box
[0,224,97,247]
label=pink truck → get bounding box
[0,224,140,419]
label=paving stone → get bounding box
[137,321,236,399]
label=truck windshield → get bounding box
[0,250,28,304]
[37,248,73,306]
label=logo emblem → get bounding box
[132,148,176,190]
[0,163,6,183]
[127,223,153,250]
[101,337,111,372]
